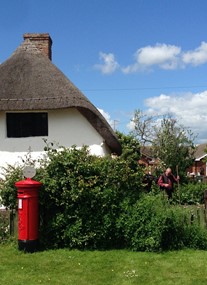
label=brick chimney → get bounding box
[23,33,52,60]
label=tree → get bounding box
[130,109,157,145]
[130,110,196,176]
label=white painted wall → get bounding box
[0,108,110,172]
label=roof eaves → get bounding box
[195,154,207,161]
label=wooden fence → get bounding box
[185,204,207,228]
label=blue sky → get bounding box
[1,0,207,143]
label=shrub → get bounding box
[173,182,206,205]
[35,146,143,249]
[0,165,23,210]
[119,194,207,251]
[119,194,182,251]
[118,195,162,251]
[183,224,207,250]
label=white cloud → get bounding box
[98,108,113,127]
[95,41,207,74]
[127,120,136,131]
[141,91,207,143]
[123,44,181,73]
[182,42,207,66]
[94,52,119,74]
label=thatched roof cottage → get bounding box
[0,33,121,169]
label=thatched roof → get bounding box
[0,36,121,155]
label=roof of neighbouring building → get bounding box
[194,143,207,161]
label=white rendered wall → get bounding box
[0,109,110,172]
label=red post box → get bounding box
[15,177,42,252]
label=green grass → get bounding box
[1,244,207,285]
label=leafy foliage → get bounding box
[116,131,141,167]
[0,165,23,210]
[35,145,143,249]
[119,194,207,251]
[173,181,206,205]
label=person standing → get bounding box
[143,171,154,192]
[157,168,179,199]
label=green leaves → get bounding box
[0,165,23,210]
[119,194,207,251]
[36,145,143,249]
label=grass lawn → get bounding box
[1,244,207,285]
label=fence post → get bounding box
[9,210,14,235]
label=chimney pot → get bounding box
[23,33,52,60]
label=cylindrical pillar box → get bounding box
[15,178,42,252]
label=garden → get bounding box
[1,142,207,252]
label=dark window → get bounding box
[6,112,48,138]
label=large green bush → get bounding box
[35,146,143,249]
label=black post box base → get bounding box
[18,239,39,253]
